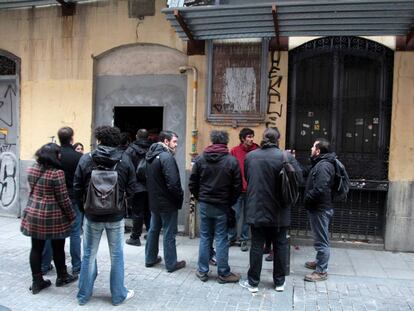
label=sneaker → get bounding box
[56,273,78,287]
[275,282,285,292]
[217,272,240,284]
[113,289,134,306]
[304,261,317,270]
[240,241,249,252]
[209,255,217,266]
[196,270,209,282]
[265,252,273,262]
[145,256,162,268]
[126,237,141,246]
[304,271,328,282]
[167,260,186,273]
[239,279,259,293]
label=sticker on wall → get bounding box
[367,124,373,130]
[314,120,319,125]
[373,133,377,137]
[373,117,379,124]
[365,139,369,143]
[311,131,314,135]
[355,118,364,125]
[355,133,358,137]
[314,124,320,131]
[300,130,306,136]
[346,133,353,138]
[303,123,310,128]
[324,131,328,135]
[308,112,314,117]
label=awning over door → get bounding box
[162,0,414,40]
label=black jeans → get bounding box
[248,226,289,287]
[130,192,151,239]
[30,238,66,277]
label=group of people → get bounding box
[21,124,339,305]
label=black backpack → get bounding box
[332,158,350,202]
[84,158,122,216]
[136,156,147,182]
[279,151,300,208]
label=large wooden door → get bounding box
[287,37,393,242]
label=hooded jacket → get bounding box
[145,142,183,213]
[73,145,138,222]
[125,138,152,192]
[189,144,242,209]
[304,152,336,212]
[245,143,303,227]
[230,143,259,192]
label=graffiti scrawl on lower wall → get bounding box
[0,152,17,210]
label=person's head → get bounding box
[311,138,331,158]
[159,130,178,152]
[73,142,84,154]
[119,132,131,147]
[239,128,255,147]
[94,126,121,147]
[210,130,229,145]
[35,143,61,169]
[261,127,280,146]
[136,129,149,140]
[57,127,74,146]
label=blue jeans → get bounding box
[41,202,83,273]
[145,211,178,271]
[77,218,127,306]
[228,194,249,242]
[198,202,231,277]
[308,208,334,273]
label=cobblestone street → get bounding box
[1,216,414,311]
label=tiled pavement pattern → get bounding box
[0,217,414,310]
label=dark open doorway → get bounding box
[113,106,163,141]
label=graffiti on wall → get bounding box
[0,84,15,127]
[0,152,17,209]
[266,50,283,128]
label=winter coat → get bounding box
[189,144,242,209]
[60,144,82,200]
[21,163,75,239]
[244,144,302,227]
[304,152,336,212]
[146,142,183,214]
[125,138,151,193]
[230,143,259,192]
[73,145,139,223]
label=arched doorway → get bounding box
[0,50,20,216]
[287,37,394,242]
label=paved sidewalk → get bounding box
[0,216,414,311]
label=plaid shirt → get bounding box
[21,163,75,240]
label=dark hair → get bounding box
[315,138,331,154]
[73,142,84,150]
[94,126,121,147]
[119,132,131,147]
[210,130,229,145]
[261,127,280,146]
[57,127,74,145]
[35,143,61,169]
[159,130,178,142]
[136,129,149,140]
[239,128,254,142]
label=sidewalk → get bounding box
[0,216,414,311]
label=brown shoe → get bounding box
[305,261,317,270]
[167,260,186,273]
[217,272,240,284]
[145,256,162,268]
[304,271,328,282]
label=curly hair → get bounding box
[94,126,121,147]
[35,143,62,169]
[210,130,229,145]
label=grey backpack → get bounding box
[84,159,122,216]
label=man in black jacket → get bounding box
[240,128,302,293]
[124,129,152,246]
[189,130,242,284]
[74,126,137,306]
[144,130,186,273]
[303,138,336,282]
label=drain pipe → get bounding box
[179,65,198,161]
[179,65,198,239]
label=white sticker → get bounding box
[373,117,379,124]
[308,112,314,117]
[314,120,320,125]
[303,123,310,128]
[355,133,358,137]
[368,124,373,130]
[355,118,364,125]
[301,130,306,136]
[346,133,353,138]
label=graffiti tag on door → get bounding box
[266,50,283,128]
[0,152,17,209]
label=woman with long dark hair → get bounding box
[21,143,77,294]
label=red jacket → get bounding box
[230,143,259,192]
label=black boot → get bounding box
[56,266,78,287]
[30,273,51,295]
